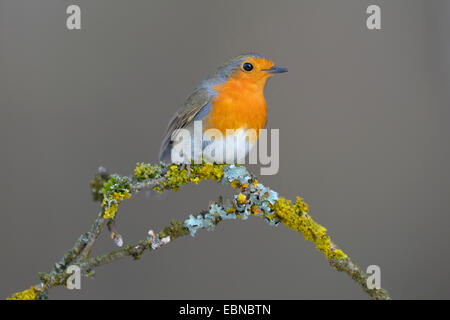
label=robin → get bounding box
[159,53,287,166]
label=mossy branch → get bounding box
[6,163,391,300]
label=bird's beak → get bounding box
[263,65,288,74]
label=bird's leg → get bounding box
[180,163,191,178]
[180,153,191,178]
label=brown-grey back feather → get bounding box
[159,87,212,162]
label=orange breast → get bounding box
[204,75,267,137]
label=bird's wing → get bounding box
[159,87,212,162]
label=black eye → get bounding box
[243,62,253,72]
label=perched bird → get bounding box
[159,53,287,165]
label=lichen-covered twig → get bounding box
[6,162,391,300]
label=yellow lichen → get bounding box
[236,193,246,204]
[103,203,118,219]
[134,163,161,180]
[226,207,236,213]
[251,205,260,215]
[102,190,131,219]
[155,163,226,192]
[112,191,131,201]
[230,180,241,189]
[272,197,347,260]
[134,163,150,180]
[6,286,37,300]
[194,163,225,181]
[190,176,200,184]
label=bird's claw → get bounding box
[181,163,191,178]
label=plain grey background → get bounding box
[1,0,449,299]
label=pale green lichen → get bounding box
[182,164,282,234]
